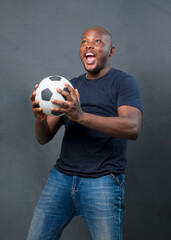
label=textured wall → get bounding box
[0,0,171,239]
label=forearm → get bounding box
[77,112,140,140]
[34,119,53,144]
[34,115,64,144]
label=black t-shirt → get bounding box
[55,68,142,177]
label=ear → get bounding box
[109,46,115,56]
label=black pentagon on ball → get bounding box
[63,87,70,101]
[49,76,61,81]
[51,110,63,116]
[41,88,53,101]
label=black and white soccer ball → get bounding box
[35,75,74,116]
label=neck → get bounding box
[86,66,111,79]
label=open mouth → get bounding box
[84,52,96,65]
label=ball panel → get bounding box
[51,110,64,116]
[41,88,53,101]
[49,76,61,81]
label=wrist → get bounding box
[36,115,47,123]
[77,112,87,125]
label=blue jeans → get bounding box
[27,167,125,240]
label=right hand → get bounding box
[30,84,47,121]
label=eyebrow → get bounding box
[82,35,102,39]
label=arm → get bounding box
[77,105,142,140]
[34,116,64,144]
[31,85,64,144]
[51,84,142,140]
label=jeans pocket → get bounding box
[110,173,125,186]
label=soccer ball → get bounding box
[35,75,74,116]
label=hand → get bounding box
[30,84,47,121]
[50,83,83,122]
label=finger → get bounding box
[75,89,80,102]
[50,107,64,113]
[32,100,40,109]
[51,99,68,108]
[33,107,43,112]
[30,91,36,101]
[64,83,75,97]
[32,105,44,116]
[56,88,73,101]
[50,105,68,116]
[30,84,39,101]
[34,84,39,91]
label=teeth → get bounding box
[86,52,94,57]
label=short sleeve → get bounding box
[117,76,143,112]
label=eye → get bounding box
[81,40,87,44]
[95,39,101,44]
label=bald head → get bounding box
[82,26,113,47]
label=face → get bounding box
[79,27,115,78]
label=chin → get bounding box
[84,64,101,74]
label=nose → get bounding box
[85,41,94,49]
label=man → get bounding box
[28,26,142,240]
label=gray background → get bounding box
[0,0,171,239]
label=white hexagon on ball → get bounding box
[35,75,74,116]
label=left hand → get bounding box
[50,83,83,122]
